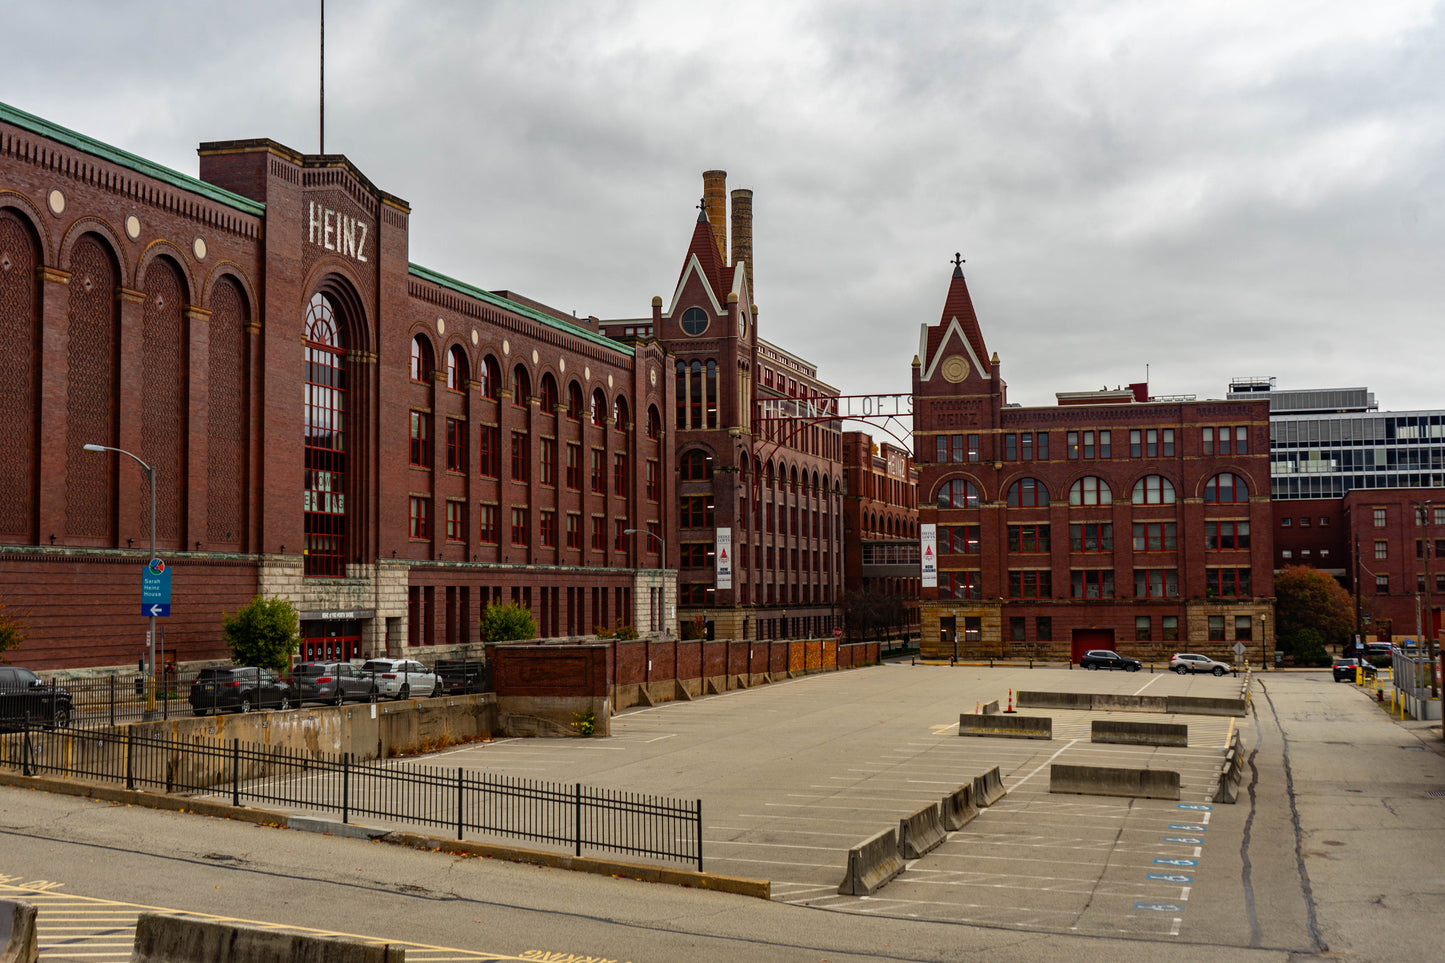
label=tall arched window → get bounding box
[613,396,628,432]
[446,346,467,390]
[590,389,607,426]
[1205,472,1248,503]
[410,335,433,382]
[937,479,979,509]
[647,405,661,439]
[1132,474,1176,505]
[1070,476,1112,506]
[680,449,712,480]
[479,355,500,400]
[512,365,530,408]
[305,293,347,577]
[1007,477,1050,507]
[539,374,558,414]
[0,209,40,540]
[568,381,584,420]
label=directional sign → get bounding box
[141,558,171,617]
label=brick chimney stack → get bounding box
[703,169,727,265]
[731,187,753,303]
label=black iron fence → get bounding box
[0,726,701,870]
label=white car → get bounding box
[1170,653,1233,676]
[360,659,441,700]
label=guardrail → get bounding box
[1,726,701,870]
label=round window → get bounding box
[681,307,709,336]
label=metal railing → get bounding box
[0,726,701,870]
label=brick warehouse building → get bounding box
[840,432,920,640]
[0,101,676,670]
[913,259,1275,664]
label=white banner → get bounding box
[920,524,937,588]
[716,527,733,590]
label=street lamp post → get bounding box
[623,528,669,637]
[84,443,157,714]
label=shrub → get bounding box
[222,595,300,672]
[481,602,537,643]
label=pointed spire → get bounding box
[677,202,727,300]
[920,254,990,381]
[952,252,965,279]
[697,197,708,223]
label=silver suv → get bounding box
[360,659,441,700]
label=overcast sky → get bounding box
[6,1,1442,428]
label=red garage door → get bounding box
[1072,628,1114,665]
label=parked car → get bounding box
[360,659,441,700]
[292,661,376,705]
[189,667,291,715]
[0,666,72,730]
[1332,658,1378,683]
[435,658,489,695]
[1363,642,1396,667]
[1170,653,1233,676]
[1079,650,1142,671]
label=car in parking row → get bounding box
[1078,650,1142,671]
[1169,653,1234,676]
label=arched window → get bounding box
[937,479,979,509]
[1132,474,1176,505]
[305,293,347,577]
[1205,472,1249,503]
[446,346,467,390]
[613,396,628,432]
[479,355,500,400]
[512,365,530,407]
[680,450,713,480]
[681,306,708,335]
[539,374,558,414]
[1007,477,1050,507]
[410,335,433,382]
[1069,476,1112,506]
[647,405,661,439]
[590,389,606,426]
[790,466,799,493]
[567,381,584,420]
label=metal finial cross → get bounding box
[953,252,965,268]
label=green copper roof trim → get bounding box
[409,263,634,358]
[0,100,265,217]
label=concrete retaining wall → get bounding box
[1213,731,1245,804]
[1092,720,1188,747]
[131,913,403,962]
[941,783,979,831]
[958,714,1052,739]
[0,900,36,963]
[837,827,905,895]
[1018,691,1246,717]
[973,766,1007,807]
[898,801,946,859]
[1050,764,1180,800]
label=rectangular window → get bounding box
[540,437,556,486]
[1008,524,1051,553]
[1021,433,1034,460]
[1135,616,1151,641]
[1007,570,1052,598]
[510,507,528,546]
[479,425,500,478]
[1374,507,1387,527]
[478,504,498,543]
[591,516,605,551]
[646,459,660,501]
[1070,569,1114,599]
[1235,426,1247,455]
[1205,521,1250,550]
[445,501,465,541]
[1219,426,1232,454]
[1010,616,1026,641]
[1375,540,1388,560]
[1134,568,1179,598]
[445,418,465,472]
[1082,430,1095,459]
[1162,616,1179,642]
[940,572,982,600]
[1162,428,1175,456]
[1235,615,1253,641]
[613,453,628,496]
[409,496,429,539]
[1207,568,1252,598]
[566,513,582,549]
[1004,434,1017,461]
[1320,516,1331,527]
[591,449,605,493]
[952,434,964,463]
[1036,616,1052,641]
[935,435,948,464]
[1208,616,1225,641]
[409,411,431,467]
[566,443,582,490]
[510,431,529,482]
[1300,516,1311,528]
[680,496,714,528]
[968,434,980,462]
[539,510,557,548]
[614,519,627,552]
[1099,430,1111,458]
[1281,517,1292,528]
[1133,521,1177,551]
[1037,432,1049,460]
[1203,426,1214,455]
[1067,430,1079,459]
[942,525,981,554]
[1375,573,1389,593]
[1130,429,1142,458]
[1070,522,1113,553]
[1146,428,1158,457]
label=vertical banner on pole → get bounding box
[716,527,733,590]
[920,524,938,588]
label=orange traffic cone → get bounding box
[1004,689,1016,714]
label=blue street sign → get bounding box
[141,558,171,616]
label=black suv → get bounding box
[189,667,291,715]
[0,666,72,730]
[1079,649,1143,672]
[1333,658,1378,683]
[293,661,376,705]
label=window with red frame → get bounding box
[566,513,582,549]
[410,335,433,382]
[1070,522,1113,552]
[566,444,582,490]
[539,375,557,414]
[510,432,529,482]
[680,450,712,479]
[1131,474,1176,504]
[613,397,627,432]
[1134,568,1178,598]
[646,460,660,501]
[512,366,530,407]
[937,479,979,509]
[591,516,605,550]
[479,355,500,400]
[1008,524,1050,553]
[1007,570,1051,598]
[940,525,980,554]
[679,543,711,568]
[591,389,606,427]
[591,449,605,493]
[445,418,465,472]
[479,425,500,478]
[1204,472,1248,503]
[613,519,626,551]
[613,453,627,495]
[478,504,498,543]
[409,496,429,539]
[409,411,430,467]
[446,346,467,390]
[939,571,982,600]
[1132,521,1176,551]
[680,496,713,528]
[540,437,556,486]
[1070,569,1114,598]
[445,501,465,541]
[1007,477,1050,507]
[539,510,556,548]
[647,405,661,439]
[1207,568,1251,597]
[567,382,583,420]
[1206,520,1250,550]
[510,507,528,545]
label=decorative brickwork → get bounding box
[64,234,117,538]
[206,276,246,544]
[141,257,185,545]
[0,209,38,538]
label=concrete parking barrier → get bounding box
[941,783,980,831]
[1049,764,1180,800]
[1091,720,1188,747]
[1213,732,1245,804]
[1,900,37,963]
[959,713,1052,739]
[898,801,946,859]
[973,765,1007,807]
[1092,693,1169,713]
[1166,695,1248,717]
[981,700,1001,715]
[1016,691,1089,710]
[837,827,905,896]
[131,913,406,962]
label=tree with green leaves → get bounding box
[481,602,537,643]
[0,598,28,661]
[222,594,300,671]
[1274,565,1354,665]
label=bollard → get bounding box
[1029,658,1033,669]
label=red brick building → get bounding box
[913,259,1275,664]
[0,101,674,670]
[840,432,919,638]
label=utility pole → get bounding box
[1353,533,1363,654]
